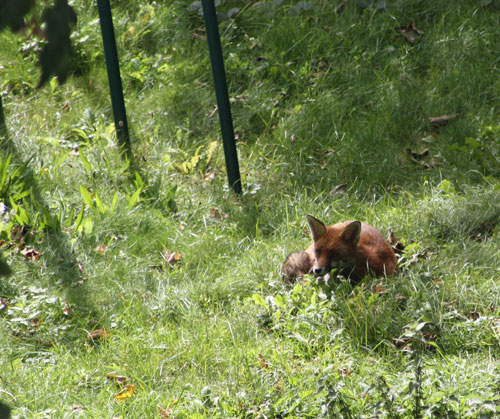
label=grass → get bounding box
[1,0,500,417]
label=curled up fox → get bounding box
[282,215,397,283]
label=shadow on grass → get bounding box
[0,122,102,341]
[0,400,11,419]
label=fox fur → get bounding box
[282,215,397,283]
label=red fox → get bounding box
[282,215,397,282]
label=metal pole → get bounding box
[201,0,242,194]
[97,0,131,153]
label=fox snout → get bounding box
[313,266,324,276]
[312,262,339,276]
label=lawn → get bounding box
[1,0,500,417]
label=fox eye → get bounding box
[328,250,339,260]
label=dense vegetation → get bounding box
[1,0,500,417]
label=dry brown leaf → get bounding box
[335,2,346,14]
[0,297,9,311]
[11,225,29,242]
[258,353,270,369]
[407,148,439,170]
[63,302,72,317]
[161,249,184,269]
[87,328,110,340]
[21,247,42,261]
[94,244,108,255]
[158,405,173,419]
[397,21,422,44]
[334,365,352,377]
[106,373,130,384]
[429,114,459,127]
[73,277,89,287]
[408,148,429,161]
[210,208,229,220]
[372,283,389,295]
[204,172,215,183]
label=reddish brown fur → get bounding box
[282,216,397,282]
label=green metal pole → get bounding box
[201,0,242,194]
[97,0,130,152]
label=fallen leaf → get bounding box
[21,247,42,261]
[258,353,270,369]
[0,297,8,311]
[73,277,89,287]
[420,158,439,169]
[372,283,389,295]
[210,208,229,220]
[335,1,346,14]
[11,225,30,242]
[94,244,108,255]
[330,183,347,196]
[63,302,72,317]
[158,405,173,419]
[394,293,407,303]
[204,172,215,183]
[396,21,422,44]
[428,114,459,127]
[31,318,42,328]
[113,384,135,401]
[333,365,352,377]
[87,328,110,340]
[408,148,429,161]
[106,373,129,384]
[161,249,183,269]
[407,148,439,170]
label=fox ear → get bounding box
[341,221,361,245]
[306,215,326,241]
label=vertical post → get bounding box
[97,0,131,153]
[201,0,242,194]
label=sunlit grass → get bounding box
[1,0,500,417]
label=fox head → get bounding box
[306,215,361,276]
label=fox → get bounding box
[282,215,397,283]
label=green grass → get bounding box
[1,0,500,417]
